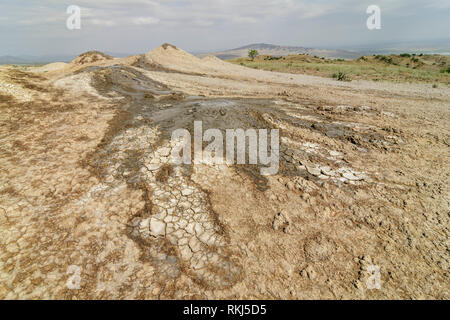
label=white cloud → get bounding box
[190,19,215,27]
[90,19,117,27]
[232,16,259,24]
[1,0,449,55]
[132,17,160,25]
[0,0,391,29]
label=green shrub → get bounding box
[248,49,259,61]
[375,55,394,64]
[332,71,350,81]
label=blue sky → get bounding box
[0,0,449,56]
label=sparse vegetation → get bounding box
[332,71,350,81]
[248,49,259,61]
[229,53,450,84]
[265,56,282,61]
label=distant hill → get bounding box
[0,55,31,65]
[0,55,76,65]
[197,43,360,60]
[0,52,132,65]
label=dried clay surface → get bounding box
[0,46,449,299]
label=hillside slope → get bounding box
[199,43,360,60]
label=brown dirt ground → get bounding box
[0,46,448,299]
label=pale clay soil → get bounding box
[0,45,449,299]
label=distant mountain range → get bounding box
[3,41,449,65]
[0,44,362,65]
[196,43,361,60]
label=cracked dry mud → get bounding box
[0,45,449,299]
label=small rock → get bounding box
[342,172,363,181]
[272,212,290,232]
[181,188,193,196]
[320,166,334,176]
[285,181,295,190]
[281,261,294,277]
[329,150,343,158]
[159,147,171,157]
[300,265,317,280]
[146,163,161,171]
[306,165,321,176]
[140,218,150,229]
[149,218,165,237]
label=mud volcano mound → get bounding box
[71,51,113,66]
[143,43,220,75]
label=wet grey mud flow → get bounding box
[80,65,391,292]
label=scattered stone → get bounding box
[285,181,295,190]
[294,177,317,193]
[306,165,321,176]
[159,147,171,157]
[272,212,290,233]
[149,218,166,237]
[329,150,343,158]
[181,188,193,196]
[140,218,149,229]
[300,265,317,280]
[145,163,161,171]
[342,172,363,181]
[320,165,334,176]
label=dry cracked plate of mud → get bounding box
[0,46,449,300]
